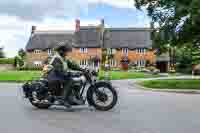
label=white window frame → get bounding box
[136,59,146,67]
[110,59,116,67]
[34,49,41,54]
[34,61,42,67]
[80,59,88,67]
[47,49,52,55]
[122,48,128,55]
[136,48,146,54]
[80,48,88,53]
[108,48,113,55]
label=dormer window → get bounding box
[80,48,87,53]
[34,49,41,54]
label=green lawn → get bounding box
[139,79,200,89]
[99,71,160,80]
[0,71,41,81]
[0,70,160,81]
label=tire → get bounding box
[29,98,51,109]
[87,82,118,111]
[86,88,94,106]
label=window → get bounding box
[34,61,42,67]
[136,48,146,54]
[34,49,41,54]
[108,48,115,55]
[122,48,128,55]
[110,59,117,67]
[80,59,88,67]
[80,48,87,53]
[135,60,146,67]
[47,49,52,55]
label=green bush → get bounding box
[111,67,121,71]
[17,66,42,71]
[0,58,14,64]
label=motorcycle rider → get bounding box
[47,41,84,107]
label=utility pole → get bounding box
[97,19,110,79]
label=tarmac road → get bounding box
[0,80,200,133]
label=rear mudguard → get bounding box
[86,81,113,106]
[22,82,32,98]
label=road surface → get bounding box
[0,80,200,133]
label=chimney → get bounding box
[31,26,36,34]
[75,19,80,32]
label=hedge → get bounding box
[0,58,14,64]
[17,66,42,71]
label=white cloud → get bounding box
[0,15,103,57]
[86,0,135,9]
[0,0,146,57]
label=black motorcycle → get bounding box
[22,66,118,111]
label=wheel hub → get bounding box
[97,92,108,102]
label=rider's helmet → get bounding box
[54,41,72,57]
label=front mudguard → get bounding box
[86,81,113,106]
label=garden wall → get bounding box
[0,64,15,71]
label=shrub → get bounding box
[17,66,42,71]
[146,66,160,74]
[0,58,14,64]
[111,67,121,71]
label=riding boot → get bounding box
[63,80,73,107]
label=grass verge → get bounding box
[0,71,41,81]
[99,71,160,80]
[0,70,161,82]
[139,79,200,90]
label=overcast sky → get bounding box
[0,0,150,57]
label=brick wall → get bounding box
[0,64,15,70]
[112,49,156,67]
[67,48,102,64]
[25,48,155,68]
[25,50,49,67]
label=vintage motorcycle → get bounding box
[22,65,118,111]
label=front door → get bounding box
[156,61,168,73]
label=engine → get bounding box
[71,75,87,96]
[22,80,49,100]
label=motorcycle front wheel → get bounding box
[87,82,118,111]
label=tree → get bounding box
[18,49,26,58]
[135,0,200,46]
[0,47,5,58]
[14,49,26,68]
[134,0,200,72]
[192,46,200,65]
[176,45,192,73]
